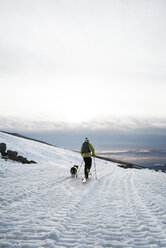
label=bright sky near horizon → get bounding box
[0,0,166,131]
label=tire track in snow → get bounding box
[54,166,166,248]
[121,170,166,248]
[51,177,104,247]
[54,165,127,248]
[128,171,166,247]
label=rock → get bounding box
[0,143,7,156]
[30,160,37,164]
[7,150,18,160]
[118,164,127,169]
[118,164,134,169]
[0,143,37,164]
[17,156,30,164]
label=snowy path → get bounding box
[0,132,166,248]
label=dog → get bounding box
[70,165,78,177]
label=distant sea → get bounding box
[97,149,166,172]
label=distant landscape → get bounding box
[97,149,166,172]
[1,130,166,172]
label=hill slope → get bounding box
[0,132,166,248]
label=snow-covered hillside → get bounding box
[0,132,166,248]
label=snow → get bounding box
[0,132,166,248]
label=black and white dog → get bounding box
[70,165,78,177]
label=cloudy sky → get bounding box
[0,0,166,155]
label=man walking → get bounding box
[80,138,95,179]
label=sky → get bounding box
[0,0,166,161]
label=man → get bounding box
[80,138,95,179]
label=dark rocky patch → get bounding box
[0,142,37,164]
[0,143,7,156]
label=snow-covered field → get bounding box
[0,132,166,248]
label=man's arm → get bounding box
[89,143,95,156]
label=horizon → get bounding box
[1,130,166,168]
